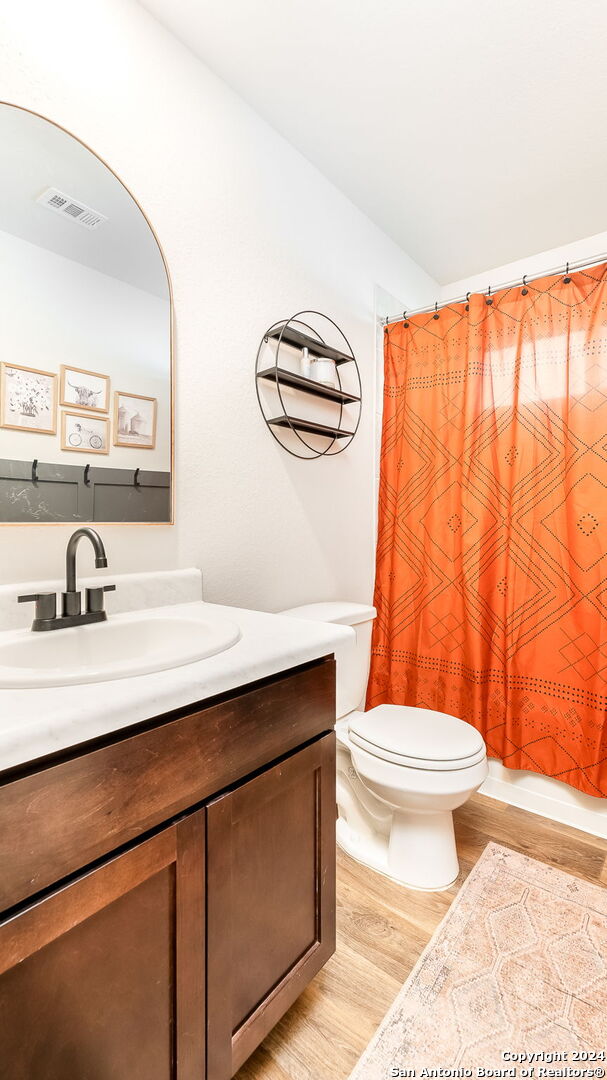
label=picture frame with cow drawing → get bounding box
[60,365,110,413]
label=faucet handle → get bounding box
[85,583,116,614]
[18,592,57,627]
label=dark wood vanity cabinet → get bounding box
[0,814,206,1080]
[206,734,335,1079]
[0,658,336,1079]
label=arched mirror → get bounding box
[0,104,172,524]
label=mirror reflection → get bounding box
[0,105,172,523]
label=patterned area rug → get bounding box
[349,843,607,1078]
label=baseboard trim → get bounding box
[480,762,607,840]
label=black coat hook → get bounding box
[83,463,91,487]
[521,274,529,296]
[433,301,439,320]
[31,459,38,484]
[134,468,141,488]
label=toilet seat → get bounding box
[349,704,486,772]
[282,601,489,890]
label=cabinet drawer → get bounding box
[0,658,335,911]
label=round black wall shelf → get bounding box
[255,311,362,460]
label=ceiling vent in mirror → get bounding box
[36,187,108,230]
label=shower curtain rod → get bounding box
[384,250,607,326]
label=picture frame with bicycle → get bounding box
[61,411,110,454]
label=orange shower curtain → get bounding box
[367,263,607,798]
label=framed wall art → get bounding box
[114,391,157,449]
[0,362,57,434]
[60,365,110,413]
[61,410,110,454]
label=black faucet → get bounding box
[18,527,115,632]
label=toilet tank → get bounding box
[279,601,376,719]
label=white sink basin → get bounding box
[0,610,241,688]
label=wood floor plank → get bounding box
[336,849,456,936]
[236,1046,291,1080]
[234,793,607,1080]
[462,793,607,854]
[336,877,430,981]
[257,981,375,1080]
[455,806,606,883]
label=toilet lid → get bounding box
[349,704,486,770]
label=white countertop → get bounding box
[0,599,352,774]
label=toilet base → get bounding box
[388,808,459,891]
[336,812,459,892]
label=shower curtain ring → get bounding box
[486,285,493,306]
[433,301,439,320]
[521,274,528,296]
[465,291,470,311]
[403,310,410,327]
[564,262,572,283]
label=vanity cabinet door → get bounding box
[0,812,205,1080]
[206,732,336,1080]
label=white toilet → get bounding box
[280,601,488,891]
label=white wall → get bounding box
[441,229,607,304]
[0,229,170,472]
[0,0,437,605]
[438,232,607,833]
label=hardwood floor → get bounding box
[235,792,607,1080]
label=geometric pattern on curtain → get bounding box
[367,263,607,798]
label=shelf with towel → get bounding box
[264,324,354,366]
